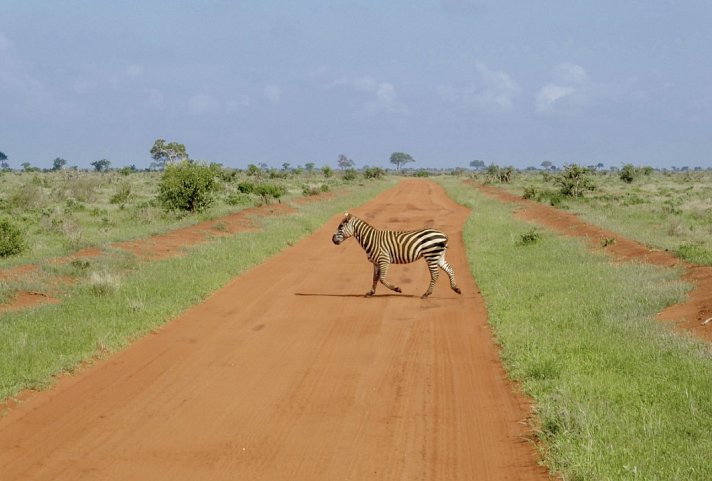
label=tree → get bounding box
[150,138,188,168]
[541,161,553,170]
[282,162,291,171]
[337,154,354,170]
[390,152,415,170]
[0,151,8,170]
[91,159,111,172]
[470,159,485,170]
[51,157,67,171]
[305,162,315,174]
[619,163,637,183]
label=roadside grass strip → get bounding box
[440,178,712,481]
[0,180,394,402]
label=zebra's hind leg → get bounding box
[377,262,402,294]
[438,253,461,295]
[421,259,439,299]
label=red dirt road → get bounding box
[0,180,550,481]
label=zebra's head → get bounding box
[332,212,355,245]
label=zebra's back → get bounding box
[381,228,448,264]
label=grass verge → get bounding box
[0,179,395,402]
[438,177,712,481]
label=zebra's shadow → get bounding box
[294,292,420,299]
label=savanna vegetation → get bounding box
[438,177,712,481]
[0,168,395,401]
[476,165,712,266]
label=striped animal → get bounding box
[332,213,462,298]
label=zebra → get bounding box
[332,212,462,299]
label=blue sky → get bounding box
[2,1,711,169]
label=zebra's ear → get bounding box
[344,212,351,219]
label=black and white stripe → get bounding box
[332,213,461,298]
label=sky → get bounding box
[2,0,711,170]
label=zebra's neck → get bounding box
[352,217,376,247]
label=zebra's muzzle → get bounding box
[332,235,343,245]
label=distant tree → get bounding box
[51,157,67,171]
[150,138,188,168]
[91,158,111,172]
[282,162,291,171]
[21,162,32,172]
[470,159,485,170]
[597,162,604,170]
[337,154,355,170]
[0,151,8,170]
[305,162,315,174]
[322,165,333,178]
[390,152,415,170]
[541,161,553,170]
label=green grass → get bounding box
[438,177,712,481]
[0,178,395,402]
[0,169,354,268]
[496,170,712,266]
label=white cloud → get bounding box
[331,75,409,115]
[263,85,281,104]
[535,63,590,115]
[188,93,220,114]
[437,62,521,112]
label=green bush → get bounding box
[0,218,27,257]
[555,164,595,197]
[342,168,358,181]
[157,161,217,212]
[620,164,638,183]
[363,167,385,179]
[254,183,286,204]
[237,181,256,194]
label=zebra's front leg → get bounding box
[365,264,380,297]
[378,261,402,294]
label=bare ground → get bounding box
[0,180,551,481]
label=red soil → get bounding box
[0,180,552,480]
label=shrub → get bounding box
[518,228,541,245]
[363,167,385,179]
[620,163,638,183]
[522,186,538,199]
[157,161,217,212]
[555,164,595,197]
[342,168,358,181]
[254,183,286,204]
[0,218,27,257]
[413,169,430,177]
[237,181,256,194]
[110,182,132,205]
[322,165,333,178]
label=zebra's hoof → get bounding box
[394,287,402,293]
[420,293,431,299]
[453,287,462,294]
[365,291,375,297]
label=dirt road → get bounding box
[0,179,549,480]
